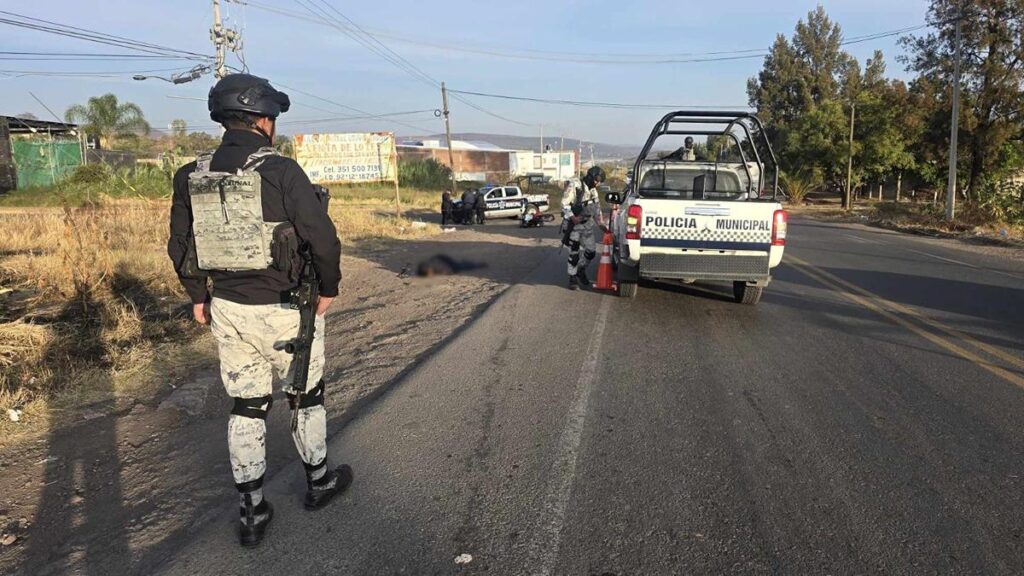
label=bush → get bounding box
[978,180,1024,223]
[399,158,451,189]
[69,163,112,184]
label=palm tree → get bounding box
[64,94,151,149]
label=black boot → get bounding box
[304,464,354,511]
[239,497,273,548]
[569,275,580,290]
[576,267,590,287]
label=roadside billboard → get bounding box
[294,132,398,184]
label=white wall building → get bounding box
[509,150,577,182]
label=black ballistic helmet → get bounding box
[208,73,291,123]
[586,165,606,184]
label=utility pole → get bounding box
[946,12,963,221]
[441,82,457,195]
[844,101,856,211]
[211,0,241,79]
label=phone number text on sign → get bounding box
[294,132,398,185]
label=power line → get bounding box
[0,10,212,61]
[0,66,194,78]
[227,0,926,65]
[0,51,201,61]
[446,89,750,111]
[270,79,437,133]
[293,0,530,126]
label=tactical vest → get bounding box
[187,147,290,272]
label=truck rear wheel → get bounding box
[619,282,637,298]
[733,281,763,305]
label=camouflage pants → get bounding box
[210,298,327,487]
[567,221,597,276]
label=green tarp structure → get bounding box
[12,139,82,188]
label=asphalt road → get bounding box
[159,217,1024,575]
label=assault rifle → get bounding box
[283,184,330,430]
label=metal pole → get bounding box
[389,137,401,219]
[946,13,962,221]
[212,0,227,79]
[845,101,856,211]
[441,82,456,195]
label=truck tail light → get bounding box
[625,204,642,240]
[771,209,788,246]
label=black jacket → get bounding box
[167,129,342,305]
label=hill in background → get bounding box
[408,133,638,161]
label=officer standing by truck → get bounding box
[441,190,454,226]
[460,188,477,225]
[562,165,607,290]
[475,189,487,225]
[167,73,352,548]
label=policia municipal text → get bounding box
[167,74,353,547]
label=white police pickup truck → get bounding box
[476,185,549,218]
[606,111,787,304]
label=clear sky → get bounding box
[2,0,929,145]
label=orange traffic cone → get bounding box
[593,231,617,291]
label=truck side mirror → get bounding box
[605,192,621,204]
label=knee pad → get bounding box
[287,379,325,410]
[231,394,273,420]
[584,249,597,261]
[568,253,580,266]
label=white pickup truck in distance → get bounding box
[475,185,550,218]
[606,111,787,304]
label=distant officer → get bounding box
[441,190,454,226]
[460,188,477,225]
[665,136,696,161]
[475,189,487,224]
[561,166,607,290]
[167,73,352,548]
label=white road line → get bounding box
[842,233,886,245]
[907,248,979,268]
[526,297,611,576]
[905,248,1024,280]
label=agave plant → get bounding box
[780,169,822,205]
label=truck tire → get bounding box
[733,281,763,305]
[619,281,638,298]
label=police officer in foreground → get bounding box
[167,74,352,548]
[561,165,607,290]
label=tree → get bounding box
[64,94,151,150]
[274,134,294,158]
[748,7,859,185]
[177,132,220,155]
[170,119,187,140]
[901,0,1024,198]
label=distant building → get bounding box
[396,138,578,183]
[397,139,515,182]
[509,150,577,183]
[0,116,82,192]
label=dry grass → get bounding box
[0,185,443,442]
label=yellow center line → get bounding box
[786,255,1024,390]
